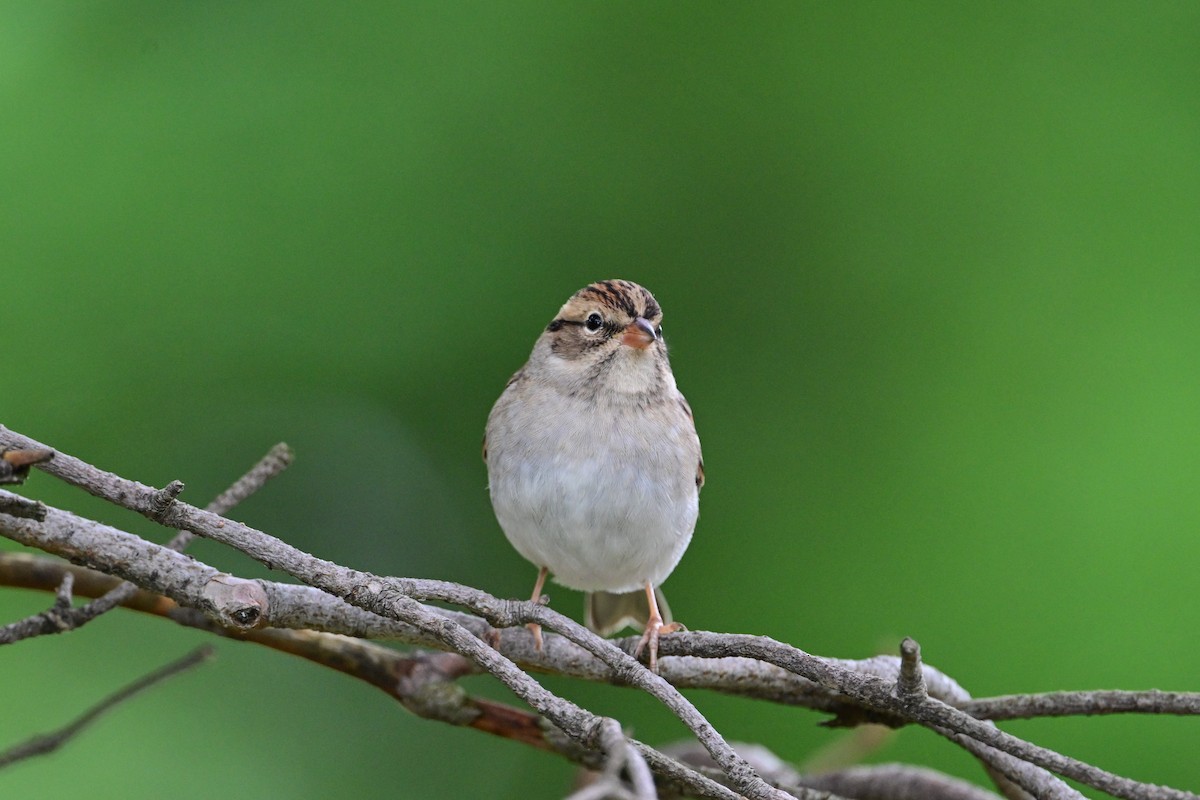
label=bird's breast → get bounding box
[486,387,700,591]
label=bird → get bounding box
[483,279,703,671]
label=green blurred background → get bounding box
[3,2,1198,796]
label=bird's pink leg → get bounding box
[527,566,548,651]
[633,581,683,672]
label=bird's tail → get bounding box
[584,586,671,637]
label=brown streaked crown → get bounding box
[561,279,662,323]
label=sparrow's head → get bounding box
[536,280,670,395]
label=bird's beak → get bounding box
[621,317,658,350]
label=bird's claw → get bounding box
[633,618,683,673]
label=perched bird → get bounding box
[484,279,703,671]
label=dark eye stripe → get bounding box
[547,316,618,335]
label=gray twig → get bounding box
[960,690,1200,721]
[799,763,1007,800]
[567,719,657,800]
[0,645,214,768]
[0,492,46,520]
[939,725,1082,800]
[661,740,1012,800]
[0,571,78,644]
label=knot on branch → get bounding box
[145,480,185,524]
[897,636,928,705]
[200,575,269,630]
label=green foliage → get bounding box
[4,3,1199,796]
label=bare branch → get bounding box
[0,492,46,520]
[0,442,292,645]
[0,645,214,768]
[0,572,78,643]
[663,739,1011,800]
[890,640,1072,799]
[800,763,1008,800]
[0,553,748,798]
[960,691,1200,721]
[2,426,1198,800]
[0,542,981,724]
[939,725,1082,800]
[652,633,1196,800]
[567,719,657,800]
[0,495,1193,799]
[0,426,794,800]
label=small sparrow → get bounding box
[484,280,703,671]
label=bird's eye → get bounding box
[584,313,604,332]
[655,324,663,337]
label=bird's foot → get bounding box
[633,617,684,673]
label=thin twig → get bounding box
[960,691,1200,721]
[889,641,1063,798]
[798,763,1008,800]
[0,572,76,644]
[660,740,1014,800]
[0,645,214,768]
